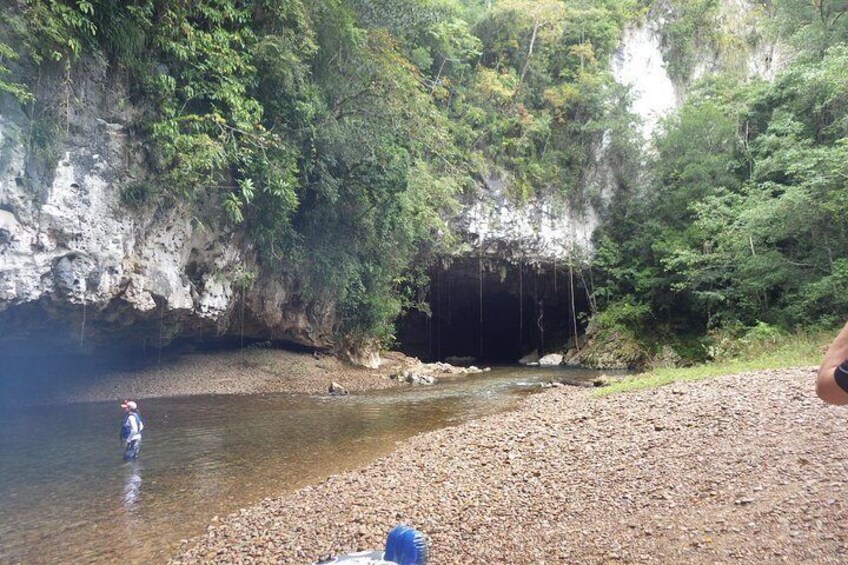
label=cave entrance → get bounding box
[395,257,591,363]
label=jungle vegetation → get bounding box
[1,0,847,356]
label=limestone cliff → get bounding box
[0,0,783,357]
[0,60,334,354]
[457,0,784,270]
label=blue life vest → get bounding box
[121,413,143,440]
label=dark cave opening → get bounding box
[395,257,591,363]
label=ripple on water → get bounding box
[0,365,601,563]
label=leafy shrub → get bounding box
[587,298,652,334]
[705,321,787,362]
[121,181,158,209]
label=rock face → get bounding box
[611,0,785,142]
[458,171,598,266]
[611,21,679,141]
[566,327,647,370]
[456,0,782,274]
[0,2,783,359]
[0,60,334,354]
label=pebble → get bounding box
[171,366,848,564]
[12,349,423,405]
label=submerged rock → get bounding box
[405,372,436,385]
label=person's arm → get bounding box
[817,320,848,405]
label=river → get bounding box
[0,366,602,563]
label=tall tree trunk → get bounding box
[518,22,540,86]
[824,231,834,268]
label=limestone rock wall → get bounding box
[611,0,785,144]
[457,171,597,267]
[0,0,783,356]
[457,0,782,270]
[0,60,333,353]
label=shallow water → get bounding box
[0,366,601,564]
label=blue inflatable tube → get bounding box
[313,525,428,565]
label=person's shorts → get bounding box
[123,438,141,460]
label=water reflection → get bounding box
[0,366,602,563]
[123,462,143,510]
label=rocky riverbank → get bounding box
[171,366,848,564]
[0,347,490,406]
[0,348,390,406]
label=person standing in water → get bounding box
[120,400,144,460]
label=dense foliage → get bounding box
[1,0,641,342]
[593,0,848,350]
[2,0,846,349]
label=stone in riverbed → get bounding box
[539,353,563,366]
[405,372,435,385]
[329,382,348,395]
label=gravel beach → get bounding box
[3,349,416,406]
[171,366,848,564]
